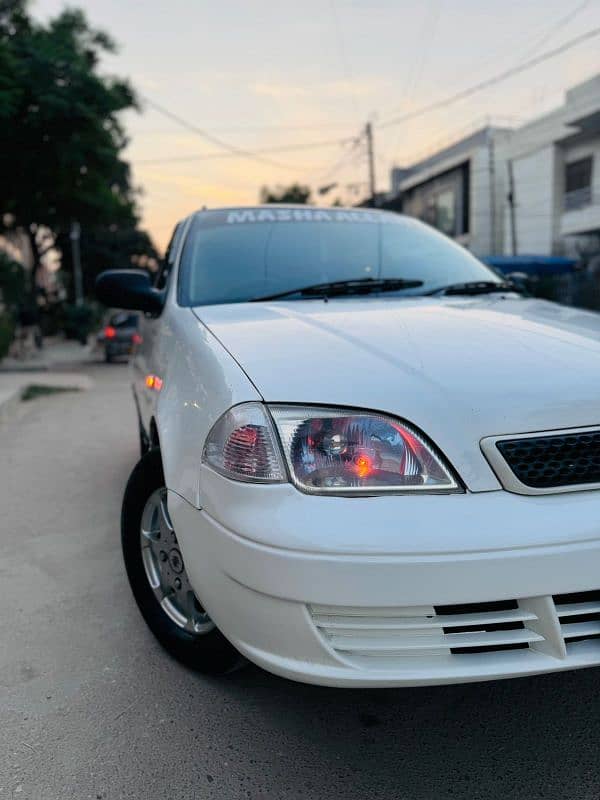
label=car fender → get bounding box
[153,305,261,507]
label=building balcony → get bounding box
[560,189,600,236]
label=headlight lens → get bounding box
[202,403,285,482]
[270,406,460,494]
[203,403,460,494]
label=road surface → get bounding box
[2,360,600,799]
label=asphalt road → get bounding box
[2,360,600,800]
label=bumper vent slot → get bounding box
[309,600,542,663]
[496,431,600,489]
[553,590,600,646]
[435,600,531,654]
[310,593,600,670]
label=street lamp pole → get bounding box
[70,220,83,307]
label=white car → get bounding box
[96,205,600,687]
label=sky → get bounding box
[32,0,600,251]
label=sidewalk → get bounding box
[0,337,94,422]
[0,336,95,373]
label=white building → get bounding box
[388,73,600,261]
[505,74,600,258]
[387,125,512,257]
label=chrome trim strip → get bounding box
[480,425,600,496]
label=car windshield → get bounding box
[110,312,138,328]
[178,207,501,306]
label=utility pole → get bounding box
[365,121,376,207]
[507,160,518,256]
[487,132,497,254]
[70,220,83,307]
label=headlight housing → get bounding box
[270,406,460,494]
[201,403,286,483]
[202,403,460,494]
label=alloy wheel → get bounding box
[140,488,215,635]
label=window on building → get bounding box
[402,163,468,239]
[565,157,593,210]
[435,189,456,236]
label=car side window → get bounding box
[155,223,183,290]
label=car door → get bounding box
[132,223,185,439]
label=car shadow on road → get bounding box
[196,661,600,799]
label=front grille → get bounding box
[309,591,600,669]
[496,430,600,489]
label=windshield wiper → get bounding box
[426,280,521,297]
[251,277,424,302]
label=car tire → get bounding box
[138,422,150,457]
[121,448,243,674]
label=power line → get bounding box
[378,26,600,130]
[138,22,600,205]
[406,0,442,105]
[134,135,356,165]
[140,94,359,170]
[135,122,361,135]
[435,0,592,99]
[520,0,591,59]
[391,0,441,162]
[141,95,332,170]
[310,134,364,183]
[328,0,360,121]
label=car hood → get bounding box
[193,296,600,491]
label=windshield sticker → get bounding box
[224,208,398,225]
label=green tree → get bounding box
[0,0,149,296]
[260,183,312,204]
[0,251,26,359]
[56,224,159,299]
[0,251,26,311]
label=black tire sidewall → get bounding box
[121,449,240,673]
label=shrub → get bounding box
[62,302,99,342]
[0,254,27,311]
[0,311,15,360]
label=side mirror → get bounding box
[95,269,164,313]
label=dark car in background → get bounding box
[98,311,141,362]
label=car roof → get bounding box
[190,204,395,216]
[176,205,402,230]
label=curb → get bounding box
[0,373,93,426]
[0,387,23,425]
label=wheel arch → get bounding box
[149,417,160,449]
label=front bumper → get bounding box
[169,473,600,687]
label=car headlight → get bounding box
[202,403,460,494]
[270,406,460,494]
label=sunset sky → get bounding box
[33,0,600,251]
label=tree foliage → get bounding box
[56,225,158,299]
[0,0,156,297]
[260,183,312,205]
[0,251,26,359]
[0,251,26,310]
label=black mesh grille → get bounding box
[497,431,600,489]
